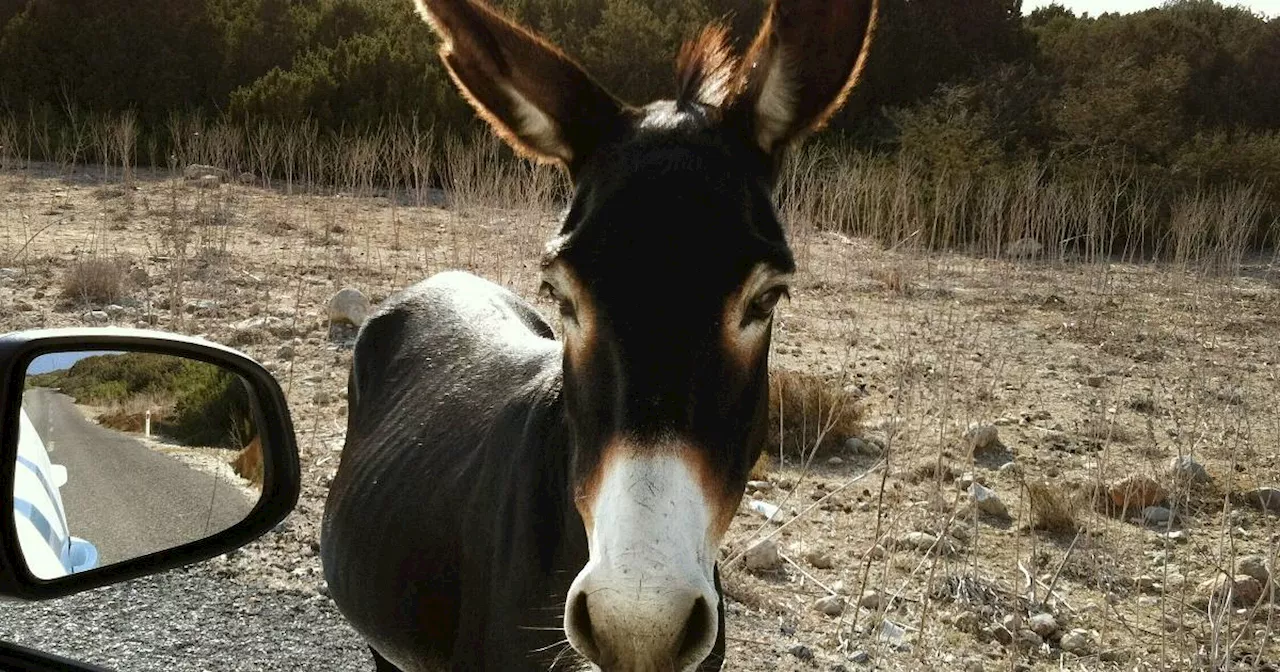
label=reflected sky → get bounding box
[27,351,123,376]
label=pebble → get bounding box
[814,595,846,616]
[1169,455,1211,484]
[328,287,372,327]
[788,644,814,661]
[845,437,881,456]
[1015,629,1042,650]
[969,482,1010,519]
[1237,555,1269,584]
[1028,613,1058,638]
[897,531,938,552]
[746,480,773,492]
[849,650,870,664]
[1242,487,1280,513]
[744,539,781,571]
[806,550,835,570]
[1060,628,1098,656]
[828,456,844,466]
[1197,574,1263,607]
[1109,475,1166,509]
[858,590,885,611]
[1142,506,1173,525]
[964,424,1001,454]
[277,344,296,360]
[954,610,980,633]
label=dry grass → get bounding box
[59,257,131,306]
[1025,480,1084,533]
[768,367,863,460]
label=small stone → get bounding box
[746,480,773,492]
[998,461,1021,476]
[1197,574,1264,607]
[1237,555,1269,584]
[83,310,109,323]
[1241,487,1280,513]
[744,538,781,571]
[105,304,126,317]
[878,620,906,646]
[964,424,1001,455]
[953,610,980,633]
[1142,506,1174,525]
[1135,575,1159,592]
[969,483,1010,519]
[858,590,886,611]
[195,175,221,189]
[866,544,887,560]
[845,437,881,456]
[964,661,984,672]
[238,171,257,184]
[277,344,296,360]
[814,595,846,616]
[1085,375,1106,388]
[897,531,938,552]
[828,456,844,466]
[806,550,835,570]
[1169,455,1211,484]
[848,650,870,665]
[788,644,814,661]
[328,287,373,327]
[1015,629,1042,650]
[1060,629,1098,656]
[1000,613,1022,633]
[1109,475,1166,509]
[1028,613,1058,638]
[313,390,334,405]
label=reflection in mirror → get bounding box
[14,350,264,579]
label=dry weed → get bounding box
[768,368,862,459]
[60,257,130,305]
[1026,480,1084,532]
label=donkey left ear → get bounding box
[729,0,879,156]
[413,0,629,173]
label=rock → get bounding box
[1085,375,1106,388]
[313,390,334,405]
[1060,629,1098,656]
[1109,475,1166,509]
[744,538,781,571]
[277,344,296,360]
[1006,237,1042,259]
[328,287,372,327]
[1142,506,1174,525]
[858,590,886,611]
[964,424,1001,455]
[104,304,126,317]
[827,456,844,466]
[1237,555,1269,584]
[1169,455,1210,484]
[866,544,887,560]
[806,550,835,570]
[195,175,221,189]
[83,310,109,323]
[1241,487,1280,513]
[969,483,1010,519]
[814,595,846,616]
[848,650,870,665]
[0,267,20,279]
[746,480,773,492]
[788,644,814,661]
[964,661,984,672]
[185,299,220,315]
[1015,629,1042,650]
[184,163,227,180]
[235,316,294,339]
[878,620,907,647]
[998,461,1021,477]
[14,300,33,311]
[1028,613,1058,638]
[954,611,980,633]
[1197,574,1264,607]
[238,171,257,184]
[845,437,881,456]
[897,531,938,552]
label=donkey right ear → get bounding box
[414,0,628,172]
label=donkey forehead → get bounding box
[549,120,793,283]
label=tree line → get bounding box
[2,0,1278,251]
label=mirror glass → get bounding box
[13,350,264,579]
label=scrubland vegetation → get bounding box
[2,0,1280,670]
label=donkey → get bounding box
[319,0,879,669]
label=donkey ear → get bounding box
[413,0,628,171]
[730,0,879,156]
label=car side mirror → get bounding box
[0,328,300,600]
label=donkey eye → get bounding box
[747,286,789,322]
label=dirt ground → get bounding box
[3,161,1279,671]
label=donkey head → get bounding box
[413,0,878,668]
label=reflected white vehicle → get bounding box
[12,405,99,579]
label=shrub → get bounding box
[60,258,130,306]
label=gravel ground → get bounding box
[0,534,373,671]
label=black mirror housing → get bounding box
[0,328,301,600]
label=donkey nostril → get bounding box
[566,591,599,660]
[676,596,716,666]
